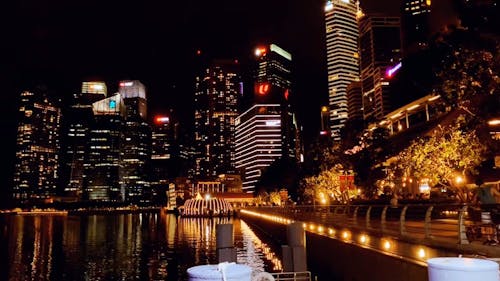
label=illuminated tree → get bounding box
[303,164,355,204]
[269,191,281,206]
[391,124,487,202]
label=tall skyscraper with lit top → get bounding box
[235,44,301,194]
[402,0,431,56]
[13,90,61,204]
[194,60,240,179]
[324,0,361,140]
[83,94,125,201]
[64,81,107,199]
[119,80,151,203]
[359,15,401,122]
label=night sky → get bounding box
[0,0,400,201]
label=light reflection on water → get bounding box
[1,212,282,281]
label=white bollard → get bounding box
[187,263,252,281]
[427,257,499,281]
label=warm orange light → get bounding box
[256,83,270,95]
[155,116,170,124]
[255,47,267,57]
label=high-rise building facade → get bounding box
[83,94,125,202]
[150,113,179,204]
[346,81,363,121]
[235,44,301,194]
[194,60,240,179]
[324,0,361,140]
[235,104,283,193]
[359,15,401,122]
[119,80,151,203]
[13,90,62,204]
[401,0,431,56]
[64,82,107,199]
[253,44,299,160]
[255,44,292,90]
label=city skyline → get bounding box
[0,0,409,204]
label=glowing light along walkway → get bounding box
[241,209,453,267]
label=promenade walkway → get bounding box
[242,204,500,260]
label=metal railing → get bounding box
[244,204,498,245]
[270,271,311,281]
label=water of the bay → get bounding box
[0,212,283,281]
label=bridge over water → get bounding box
[240,204,500,281]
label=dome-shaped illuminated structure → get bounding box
[180,193,233,217]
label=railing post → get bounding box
[458,205,469,245]
[353,206,359,225]
[381,206,388,233]
[400,205,408,236]
[424,205,434,239]
[366,206,372,229]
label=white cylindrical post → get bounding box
[427,257,499,281]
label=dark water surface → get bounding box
[0,212,283,280]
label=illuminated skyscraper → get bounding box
[255,44,292,91]
[235,104,283,193]
[64,81,107,199]
[235,44,301,193]
[359,15,401,122]
[150,112,179,204]
[83,94,125,201]
[119,80,151,203]
[194,60,240,179]
[324,0,361,140]
[13,90,61,204]
[253,43,300,161]
[346,81,362,121]
[401,0,431,56]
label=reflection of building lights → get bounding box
[418,248,426,258]
[240,220,283,271]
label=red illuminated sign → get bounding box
[255,83,270,95]
[155,116,170,124]
[339,175,355,191]
[284,89,289,100]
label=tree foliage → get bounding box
[303,164,356,204]
[390,123,487,202]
